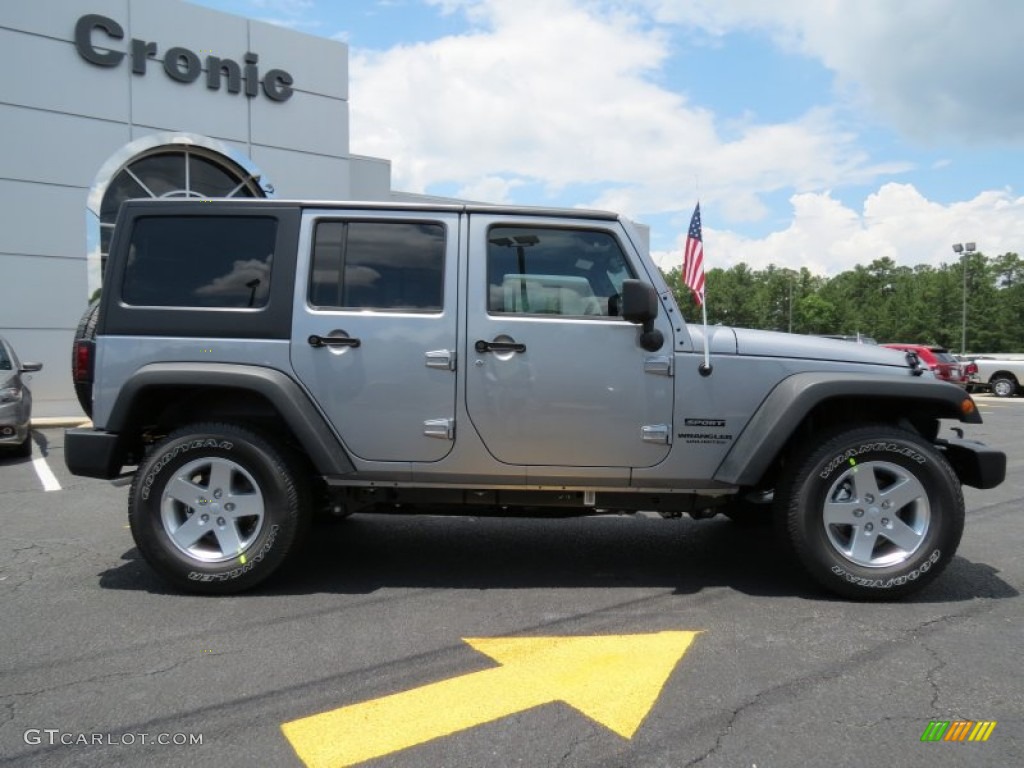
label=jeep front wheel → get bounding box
[777,425,964,600]
[128,423,307,594]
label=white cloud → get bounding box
[645,0,1024,144]
[246,0,318,30]
[348,0,901,223]
[253,16,319,29]
[456,175,524,203]
[796,2,1024,144]
[345,0,1020,280]
[652,183,1024,276]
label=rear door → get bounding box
[464,213,674,468]
[290,209,460,463]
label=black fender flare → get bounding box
[713,372,980,486]
[106,363,356,476]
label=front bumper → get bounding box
[0,401,29,445]
[0,422,29,446]
[938,437,1006,490]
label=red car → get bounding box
[882,344,967,386]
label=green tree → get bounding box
[794,292,838,334]
[659,249,1024,352]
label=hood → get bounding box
[687,325,912,368]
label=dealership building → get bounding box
[1,0,401,416]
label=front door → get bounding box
[464,214,674,468]
[290,210,460,463]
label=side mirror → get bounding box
[20,362,43,373]
[621,279,657,324]
[620,279,664,351]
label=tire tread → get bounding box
[776,423,964,600]
[128,421,308,594]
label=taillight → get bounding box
[73,340,94,383]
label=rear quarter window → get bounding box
[122,216,277,308]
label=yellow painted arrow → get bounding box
[281,630,701,768]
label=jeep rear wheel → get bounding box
[128,423,307,594]
[777,425,964,600]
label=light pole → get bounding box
[952,242,976,355]
[788,276,793,333]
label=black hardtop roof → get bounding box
[119,197,620,221]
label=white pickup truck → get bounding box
[972,357,1024,397]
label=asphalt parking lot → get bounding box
[1,396,1021,768]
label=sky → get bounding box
[189,0,1024,275]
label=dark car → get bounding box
[882,343,966,386]
[0,335,42,457]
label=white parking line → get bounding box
[31,449,62,492]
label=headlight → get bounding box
[0,386,22,403]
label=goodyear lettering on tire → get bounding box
[140,439,234,501]
[187,524,280,582]
[820,441,926,480]
[829,549,941,589]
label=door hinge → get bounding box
[424,418,455,440]
[641,424,671,444]
[643,356,673,376]
[425,350,456,370]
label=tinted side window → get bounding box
[122,217,276,308]
[310,221,445,311]
[487,226,634,317]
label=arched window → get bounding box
[87,134,272,298]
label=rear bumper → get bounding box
[938,437,1006,490]
[65,428,124,479]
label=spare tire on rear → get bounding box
[71,303,99,417]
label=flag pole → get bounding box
[700,294,711,375]
[683,201,712,375]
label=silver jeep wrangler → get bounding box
[66,199,1005,598]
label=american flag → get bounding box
[683,203,705,306]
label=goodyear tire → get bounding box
[777,425,964,600]
[128,423,307,594]
[14,432,33,458]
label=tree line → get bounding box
[662,251,1024,353]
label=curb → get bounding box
[31,417,93,428]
